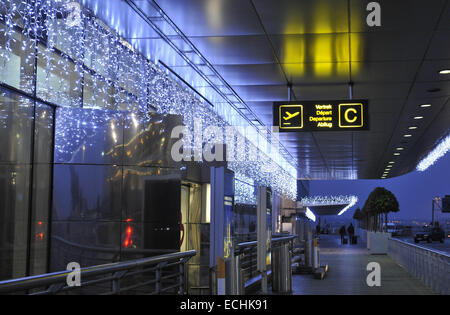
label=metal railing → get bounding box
[388,238,449,294]
[0,250,197,295]
[232,235,296,294]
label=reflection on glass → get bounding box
[37,44,82,107]
[122,112,182,168]
[83,72,116,110]
[122,166,180,225]
[0,22,35,94]
[0,90,33,164]
[0,164,31,280]
[34,103,54,164]
[54,107,123,165]
[52,164,122,221]
[50,221,121,272]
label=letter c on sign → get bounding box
[344,108,358,123]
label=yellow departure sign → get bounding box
[279,104,303,129]
[274,100,368,132]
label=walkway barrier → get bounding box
[388,238,449,295]
[0,250,197,295]
[233,235,296,294]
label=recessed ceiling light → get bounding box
[414,116,423,120]
[396,147,404,151]
[404,134,412,137]
[389,161,395,164]
[439,69,450,75]
[409,126,418,130]
[394,153,401,156]
[420,104,431,108]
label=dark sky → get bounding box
[310,152,450,221]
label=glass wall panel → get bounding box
[29,103,54,275]
[122,166,180,225]
[0,91,33,164]
[122,112,182,168]
[83,72,116,110]
[36,44,82,107]
[0,22,35,94]
[52,164,122,221]
[0,89,34,280]
[0,164,31,280]
[51,221,121,272]
[54,107,123,165]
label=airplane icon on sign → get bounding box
[283,111,300,121]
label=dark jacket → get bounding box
[347,224,355,235]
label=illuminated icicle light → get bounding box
[337,196,358,216]
[416,133,450,172]
[305,208,316,222]
[0,0,297,201]
[301,195,358,207]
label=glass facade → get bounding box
[0,2,182,279]
[0,0,297,280]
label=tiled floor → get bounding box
[291,234,435,295]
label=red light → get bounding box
[38,221,43,226]
[123,223,134,248]
[126,218,132,222]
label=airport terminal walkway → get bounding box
[292,234,435,295]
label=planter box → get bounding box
[368,232,391,254]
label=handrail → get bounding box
[236,235,297,251]
[234,235,296,293]
[0,250,197,295]
[389,237,450,258]
[388,237,449,295]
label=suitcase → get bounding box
[343,238,348,244]
[351,236,357,244]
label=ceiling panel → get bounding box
[350,32,431,62]
[351,61,421,83]
[352,82,411,99]
[438,1,450,30]
[349,0,446,33]
[415,60,450,82]
[253,0,349,35]
[189,36,276,65]
[270,33,350,64]
[282,62,350,84]
[232,85,289,102]
[426,31,450,60]
[292,84,349,100]
[154,0,264,36]
[213,64,286,86]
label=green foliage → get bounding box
[364,187,399,214]
[353,208,362,220]
[361,187,400,231]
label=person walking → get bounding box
[347,223,355,244]
[339,225,347,244]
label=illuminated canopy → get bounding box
[300,195,358,216]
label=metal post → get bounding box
[179,262,185,295]
[432,199,435,225]
[155,264,161,294]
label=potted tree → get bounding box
[366,187,400,254]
